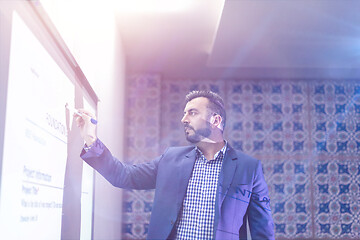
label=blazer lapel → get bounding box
[213,145,238,237]
[177,148,197,204]
[216,145,238,209]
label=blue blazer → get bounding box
[82,139,275,240]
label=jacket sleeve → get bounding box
[81,138,161,190]
[247,160,275,240]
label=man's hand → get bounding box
[74,109,97,146]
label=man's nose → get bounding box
[181,114,188,124]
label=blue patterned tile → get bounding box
[253,121,263,131]
[336,141,348,152]
[124,201,133,212]
[292,85,303,94]
[341,223,352,234]
[319,202,330,213]
[296,223,307,234]
[253,103,263,113]
[273,122,283,131]
[335,104,346,114]
[338,164,349,174]
[354,86,360,95]
[273,141,284,151]
[293,141,304,152]
[315,104,326,114]
[274,202,285,213]
[355,104,360,114]
[273,163,284,174]
[318,184,329,194]
[295,184,305,194]
[320,223,331,234]
[336,122,347,132]
[316,141,327,152]
[124,223,133,234]
[169,84,180,93]
[294,164,305,174]
[316,122,327,131]
[272,85,282,94]
[272,104,283,114]
[339,184,350,194]
[355,123,360,132]
[315,85,325,94]
[335,85,346,95]
[253,84,262,93]
[340,203,351,214]
[274,184,285,194]
[276,223,286,234]
[233,85,242,93]
[232,103,242,113]
[253,141,264,151]
[232,141,243,151]
[144,202,152,212]
[317,163,329,174]
[210,84,219,93]
[292,104,303,113]
[296,202,306,213]
[233,122,242,131]
[293,122,303,131]
[144,224,149,235]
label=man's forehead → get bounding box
[184,97,209,111]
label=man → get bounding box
[77,90,274,240]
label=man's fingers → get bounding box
[78,109,95,118]
[73,115,83,128]
[69,107,97,145]
[73,109,96,125]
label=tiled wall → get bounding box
[122,74,161,239]
[124,75,360,239]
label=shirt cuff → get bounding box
[84,141,95,152]
[81,138,104,158]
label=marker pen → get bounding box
[65,104,98,125]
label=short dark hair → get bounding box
[185,90,226,129]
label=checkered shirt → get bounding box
[176,143,227,240]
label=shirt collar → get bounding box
[195,140,227,162]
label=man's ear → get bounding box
[211,115,222,126]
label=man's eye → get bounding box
[189,112,196,116]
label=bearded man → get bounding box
[77,90,274,240]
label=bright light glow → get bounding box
[112,0,192,13]
[0,12,74,239]
[39,0,117,82]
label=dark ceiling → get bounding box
[116,0,360,79]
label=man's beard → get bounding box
[184,123,211,143]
